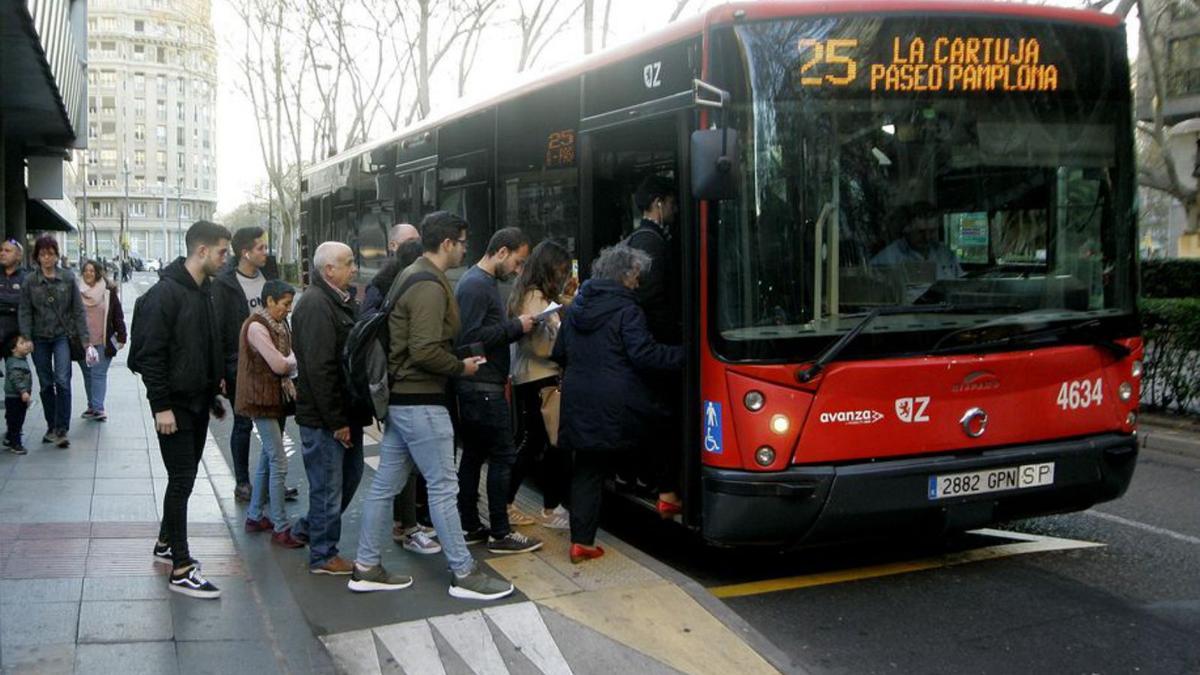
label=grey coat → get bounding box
[18,268,90,343]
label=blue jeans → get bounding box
[293,425,363,568]
[356,405,472,574]
[32,337,72,432]
[457,390,519,539]
[246,418,289,533]
[79,351,112,412]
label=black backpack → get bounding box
[343,271,437,423]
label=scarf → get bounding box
[79,280,109,346]
[252,306,291,354]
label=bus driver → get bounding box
[871,201,964,281]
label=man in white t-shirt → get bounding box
[214,227,287,502]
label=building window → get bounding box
[99,70,116,87]
[156,202,165,218]
[88,97,98,114]
[100,41,116,54]
[134,19,145,32]
[156,125,167,142]
[91,201,101,217]
[101,96,116,114]
[99,149,117,166]
[177,154,185,169]
[156,74,167,93]
[176,101,185,121]
[156,151,166,167]
[88,174,99,188]
[157,47,166,64]
[101,201,114,217]
[181,203,191,218]
[101,121,116,139]
[134,99,146,119]
[131,201,146,217]
[176,127,185,145]
[135,150,145,167]
[88,123,98,139]
[133,44,145,61]
[134,123,145,141]
[134,72,145,90]
[157,100,166,121]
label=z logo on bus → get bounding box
[895,396,931,423]
[819,409,884,425]
[643,61,662,89]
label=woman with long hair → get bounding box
[18,236,93,447]
[78,259,126,421]
[507,239,577,529]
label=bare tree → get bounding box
[516,0,583,72]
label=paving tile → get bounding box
[176,640,282,675]
[170,577,263,641]
[7,461,95,480]
[15,522,92,539]
[0,478,95,497]
[93,478,155,495]
[75,641,179,675]
[0,577,84,604]
[94,452,152,479]
[0,642,76,674]
[90,494,160,521]
[0,496,92,524]
[0,601,80,646]
[8,538,88,557]
[78,599,174,642]
[82,575,171,601]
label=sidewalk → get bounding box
[0,276,792,674]
[1139,412,1200,460]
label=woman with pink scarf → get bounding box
[78,260,126,421]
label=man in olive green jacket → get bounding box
[348,211,514,601]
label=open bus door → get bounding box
[579,111,701,527]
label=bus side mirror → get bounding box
[691,128,739,201]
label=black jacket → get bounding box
[552,279,684,451]
[130,258,223,415]
[292,274,370,430]
[360,257,404,318]
[212,262,277,377]
[625,219,681,344]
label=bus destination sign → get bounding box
[798,35,1060,93]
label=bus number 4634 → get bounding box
[1056,378,1103,410]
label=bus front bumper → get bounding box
[700,432,1138,547]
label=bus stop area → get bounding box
[0,279,793,675]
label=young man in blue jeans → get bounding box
[349,211,513,600]
[290,242,368,575]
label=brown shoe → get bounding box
[272,529,305,549]
[310,556,354,575]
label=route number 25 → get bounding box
[1056,378,1103,410]
[798,38,859,86]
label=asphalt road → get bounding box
[600,445,1200,675]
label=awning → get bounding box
[26,198,75,232]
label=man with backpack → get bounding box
[290,241,370,576]
[348,211,513,600]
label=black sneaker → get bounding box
[284,486,299,502]
[168,564,221,599]
[233,483,252,502]
[487,531,543,555]
[55,431,70,449]
[152,541,173,563]
[7,443,27,456]
[347,564,414,593]
[41,432,56,444]
[463,527,489,545]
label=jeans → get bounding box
[5,396,28,446]
[157,407,208,569]
[79,351,112,412]
[356,405,472,573]
[294,425,363,568]
[246,417,289,533]
[32,336,72,432]
[456,390,519,539]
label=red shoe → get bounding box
[569,543,605,564]
[656,499,683,519]
[271,528,305,549]
[244,516,274,533]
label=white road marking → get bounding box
[429,611,509,675]
[484,603,573,675]
[374,621,447,675]
[321,630,383,675]
[1084,509,1200,545]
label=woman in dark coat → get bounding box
[552,244,684,564]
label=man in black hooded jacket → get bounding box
[130,220,230,599]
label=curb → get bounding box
[1139,423,1200,460]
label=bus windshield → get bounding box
[711,15,1136,362]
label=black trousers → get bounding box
[510,379,570,510]
[157,407,209,569]
[457,389,519,539]
[5,395,28,446]
[569,449,630,546]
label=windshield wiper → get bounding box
[928,318,1131,358]
[796,304,961,382]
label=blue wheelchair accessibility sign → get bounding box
[703,401,722,454]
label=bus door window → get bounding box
[439,149,492,282]
[588,118,679,256]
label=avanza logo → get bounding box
[952,370,1001,393]
[819,409,885,425]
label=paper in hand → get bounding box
[535,302,563,321]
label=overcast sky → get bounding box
[211,0,1138,215]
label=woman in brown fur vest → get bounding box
[236,280,303,548]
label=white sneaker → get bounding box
[540,506,570,530]
[402,529,442,555]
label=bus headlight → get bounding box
[769,414,790,435]
[1118,382,1133,402]
[755,446,776,466]
[744,391,765,411]
[1131,360,1143,378]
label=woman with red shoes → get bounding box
[552,245,683,563]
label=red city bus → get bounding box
[301,1,1140,547]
